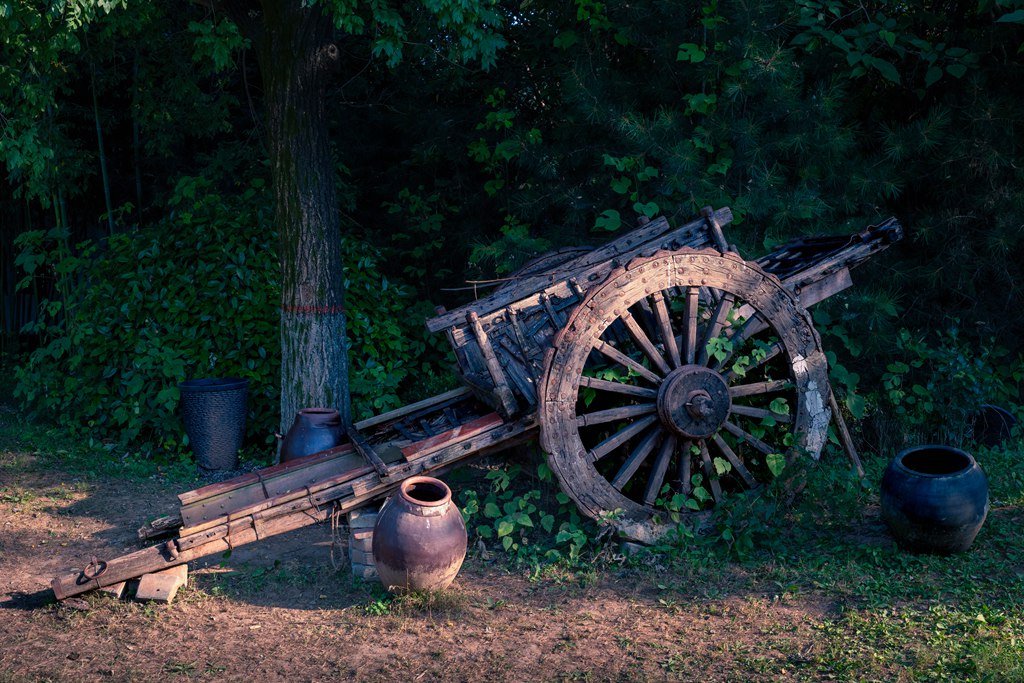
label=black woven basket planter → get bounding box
[178,378,249,471]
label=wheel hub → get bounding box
[657,366,731,439]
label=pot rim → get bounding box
[298,407,339,415]
[894,444,976,478]
[178,377,249,393]
[399,476,452,508]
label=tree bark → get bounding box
[250,0,351,435]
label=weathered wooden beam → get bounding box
[353,386,471,432]
[178,444,356,507]
[178,446,364,529]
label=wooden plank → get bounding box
[466,311,518,418]
[829,389,865,478]
[178,460,376,539]
[179,449,367,529]
[789,267,853,308]
[399,412,504,461]
[177,443,355,507]
[137,513,184,541]
[353,386,471,431]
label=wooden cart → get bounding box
[53,207,901,599]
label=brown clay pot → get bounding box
[279,408,344,463]
[372,476,467,592]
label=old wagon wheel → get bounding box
[539,249,831,541]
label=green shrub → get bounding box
[14,175,451,460]
[874,326,1022,448]
[15,176,280,456]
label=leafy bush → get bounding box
[14,175,450,459]
[15,176,280,455]
[873,326,1022,448]
[343,246,455,420]
[459,457,599,565]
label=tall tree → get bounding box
[207,0,504,430]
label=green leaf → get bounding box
[713,457,731,476]
[946,63,968,78]
[879,30,897,47]
[540,514,555,533]
[633,201,659,218]
[846,393,866,420]
[483,502,501,519]
[676,43,706,63]
[553,30,579,49]
[611,176,631,194]
[766,453,786,477]
[997,9,1024,22]
[497,520,515,538]
[925,66,943,87]
[869,56,901,83]
[594,209,622,232]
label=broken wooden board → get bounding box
[135,565,188,604]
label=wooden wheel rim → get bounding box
[539,249,831,538]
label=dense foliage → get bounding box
[4,0,1024,459]
[13,173,447,457]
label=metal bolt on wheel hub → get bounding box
[657,366,731,439]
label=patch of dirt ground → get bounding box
[1,448,836,682]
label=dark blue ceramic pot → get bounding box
[279,407,345,463]
[880,444,988,554]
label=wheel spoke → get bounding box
[710,434,758,488]
[580,375,658,399]
[643,434,677,505]
[620,310,672,375]
[650,291,681,369]
[697,292,736,366]
[721,420,776,456]
[698,440,723,501]
[729,379,789,398]
[576,403,656,427]
[587,415,659,462]
[594,340,662,384]
[677,439,693,496]
[682,286,699,365]
[730,404,792,423]
[611,427,663,489]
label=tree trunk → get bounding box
[254,0,351,435]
